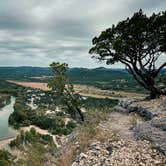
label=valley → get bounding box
[8,80,145,99]
[0,3,166,165]
[0,66,165,165]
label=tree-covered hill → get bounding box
[0,66,165,80]
[0,67,165,92]
[0,66,129,79]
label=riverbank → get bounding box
[0,96,17,140]
[0,137,16,150]
[0,125,60,150]
[0,94,10,109]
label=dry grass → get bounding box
[8,80,50,91]
[94,128,118,142]
[54,109,117,166]
[8,80,145,99]
[57,143,76,166]
[56,128,114,166]
[74,84,145,98]
[129,112,144,128]
[129,113,138,128]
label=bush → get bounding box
[9,138,20,148]
[41,134,53,143]
[9,128,54,148]
[0,150,12,165]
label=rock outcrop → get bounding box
[71,96,166,165]
[119,98,156,120]
[119,96,166,155]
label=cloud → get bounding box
[0,0,165,68]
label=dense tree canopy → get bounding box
[89,9,166,98]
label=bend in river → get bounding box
[0,96,17,140]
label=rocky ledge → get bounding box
[71,96,166,165]
[119,96,166,155]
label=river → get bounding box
[0,96,17,140]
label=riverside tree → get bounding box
[48,62,84,121]
[89,10,166,98]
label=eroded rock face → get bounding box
[120,96,166,155]
[71,96,166,166]
[119,98,141,109]
[112,96,166,155]
[119,98,156,120]
[151,118,166,131]
[134,122,166,155]
[128,106,156,120]
[113,105,130,114]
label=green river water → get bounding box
[0,96,17,140]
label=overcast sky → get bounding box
[0,0,165,68]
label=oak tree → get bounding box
[89,10,166,98]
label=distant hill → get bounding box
[0,66,165,92]
[0,67,53,79]
[0,66,128,80]
[67,67,129,83]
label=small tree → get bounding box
[89,10,166,98]
[48,62,84,121]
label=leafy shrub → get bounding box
[0,150,12,165]
[9,128,54,148]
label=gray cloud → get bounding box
[130,0,166,11]
[0,0,165,68]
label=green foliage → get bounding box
[83,97,118,110]
[0,67,165,93]
[0,67,53,80]
[35,115,69,135]
[89,9,166,98]
[0,94,10,108]
[66,121,76,129]
[0,79,23,96]
[48,62,68,94]
[160,75,166,85]
[9,93,30,129]
[48,62,84,121]
[0,150,12,165]
[9,90,76,135]
[9,128,54,148]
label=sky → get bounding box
[0,0,165,68]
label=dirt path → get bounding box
[99,112,135,140]
[0,125,60,151]
[98,111,144,141]
[0,137,15,150]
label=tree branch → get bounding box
[121,60,148,89]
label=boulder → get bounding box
[127,105,156,120]
[113,105,129,114]
[134,122,166,155]
[151,117,166,131]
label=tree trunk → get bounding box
[149,87,161,99]
[65,101,84,122]
[149,85,166,99]
[76,108,84,122]
[143,75,166,99]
